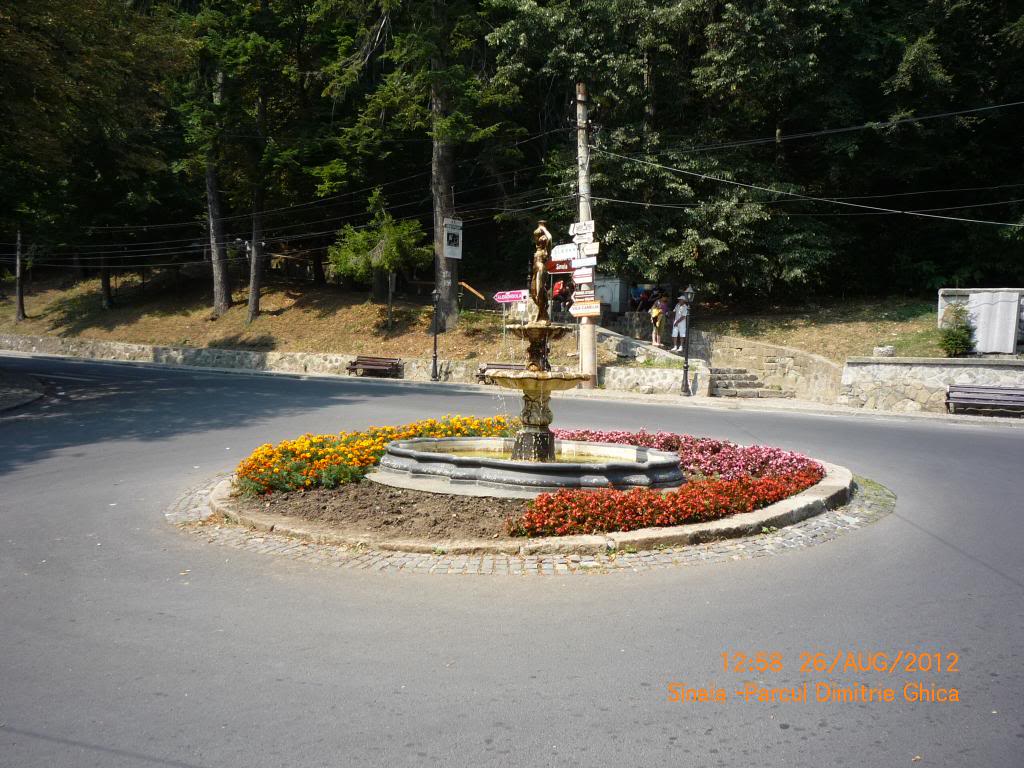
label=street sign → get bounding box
[546,259,573,274]
[578,241,600,256]
[572,266,594,283]
[571,256,597,268]
[572,289,595,302]
[572,232,594,244]
[551,243,578,261]
[493,289,528,303]
[443,217,463,260]
[570,220,595,236]
[569,299,602,318]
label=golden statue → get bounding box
[530,220,553,324]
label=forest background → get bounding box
[2,0,1022,327]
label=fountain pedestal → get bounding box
[489,322,590,462]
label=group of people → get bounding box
[647,293,690,352]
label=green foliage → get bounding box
[3,0,1024,301]
[939,303,976,358]
[328,189,432,281]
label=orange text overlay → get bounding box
[719,650,960,675]
[667,680,961,705]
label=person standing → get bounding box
[650,295,670,347]
[671,294,690,352]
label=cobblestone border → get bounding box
[165,473,891,575]
[195,460,851,555]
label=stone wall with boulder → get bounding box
[706,334,841,404]
[838,357,1024,413]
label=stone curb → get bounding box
[206,460,852,556]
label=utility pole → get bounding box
[576,82,597,388]
[14,225,25,322]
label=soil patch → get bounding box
[233,482,529,540]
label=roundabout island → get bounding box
[187,222,872,565]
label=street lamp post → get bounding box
[430,288,441,382]
[680,284,696,396]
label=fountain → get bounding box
[367,221,686,498]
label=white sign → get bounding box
[569,299,602,318]
[443,218,463,260]
[572,232,594,244]
[573,289,595,302]
[578,241,600,256]
[551,243,578,261]
[572,267,594,283]
[493,289,528,303]
[570,220,595,236]
[571,256,597,269]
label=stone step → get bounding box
[712,374,760,384]
[710,367,748,374]
[710,387,797,399]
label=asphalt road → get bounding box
[1,354,1022,768]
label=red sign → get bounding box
[546,259,573,274]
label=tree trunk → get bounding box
[206,154,231,316]
[430,1,458,331]
[246,188,265,324]
[372,268,388,302]
[246,75,268,325]
[311,252,325,285]
[100,257,113,310]
[14,226,25,322]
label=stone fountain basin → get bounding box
[486,369,591,393]
[368,437,686,499]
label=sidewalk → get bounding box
[555,382,1024,429]
[1,347,1021,429]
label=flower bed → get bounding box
[504,429,826,536]
[235,415,515,495]
[234,420,825,539]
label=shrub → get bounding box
[939,303,975,358]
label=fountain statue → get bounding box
[486,221,593,460]
[367,221,685,497]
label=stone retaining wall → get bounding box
[838,357,1024,412]
[707,334,841,404]
[598,363,709,396]
[0,333,699,396]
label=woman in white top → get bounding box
[671,296,689,352]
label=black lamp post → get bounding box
[680,284,696,396]
[430,288,441,382]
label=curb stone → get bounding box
[168,476,894,575]
[183,460,852,556]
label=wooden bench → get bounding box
[947,384,1024,415]
[476,362,526,384]
[346,356,403,378]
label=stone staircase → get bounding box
[709,367,796,399]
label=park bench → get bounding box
[346,356,403,378]
[946,384,1024,415]
[476,362,526,384]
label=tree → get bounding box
[320,0,508,329]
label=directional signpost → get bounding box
[568,218,601,319]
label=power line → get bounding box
[641,99,1024,156]
[591,148,1024,228]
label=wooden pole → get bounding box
[577,82,596,388]
[14,225,25,322]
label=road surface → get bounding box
[1,355,1021,767]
